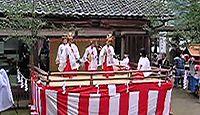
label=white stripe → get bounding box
[32,82,35,108]
[109,93,120,115]
[38,87,42,114]
[35,84,38,111]
[108,84,116,96]
[128,92,139,115]
[163,89,172,115]
[147,91,159,115]
[89,94,101,115]
[32,82,35,109]
[67,93,80,115]
[46,90,58,115]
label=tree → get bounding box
[0,1,47,69]
[143,0,173,53]
[0,1,46,46]
[168,0,200,43]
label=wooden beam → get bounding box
[0,28,146,37]
[0,28,112,37]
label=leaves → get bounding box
[0,2,46,48]
[169,0,200,43]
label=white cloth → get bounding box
[81,46,98,70]
[65,43,80,70]
[114,58,120,66]
[99,45,115,66]
[120,57,130,69]
[137,57,152,77]
[0,69,14,112]
[183,70,188,89]
[56,44,68,71]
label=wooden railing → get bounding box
[33,66,172,87]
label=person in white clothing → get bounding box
[63,32,80,76]
[81,41,98,71]
[55,36,68,72]
[0,69,14,112]
[120,53,130,70]
[99,34,116,77]
[137,48,152,77]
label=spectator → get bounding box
[152,53,158,66]
[173,50,185,88]
[158,53,170,68]
[188,57,195,76]
[19,43,30,78]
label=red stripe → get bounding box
[85,61,89,71]
[156,85,168,115]
[103,56,114,77]
[57,92,68,115]
[138,88,148,115]
[78,93,90,115]
[99,94,110,115]
[40,88,46,115]
[99,86,110,115]
[119,92,129,115]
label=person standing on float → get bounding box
[64,32,80,76]
[137,48,152,77]
[99,34,116,77]
[55,36,68,72]
[81,41,98,71]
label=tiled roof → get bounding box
[188,44,200,57]
[0,0,172,17]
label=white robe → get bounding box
[56,44,68,72]
[65,43,80,70]
[81,46,98,70]
[0,69,14,112]
[137,57,152,77]
[99,45,115,66]
[120,57,130,69]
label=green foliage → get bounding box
[168,0,200,43]
[144,0,173,38]
[0,2,46,47]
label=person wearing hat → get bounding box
[55,36,68,72]
[81,41,98,71]
[99,34,116,77]
[63,32,80,75]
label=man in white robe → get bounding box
[55,37,68,72]
[63,32,80,74]
[99,34,116,77]
[81,41,98,71]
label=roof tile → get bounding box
[0,0,172,17]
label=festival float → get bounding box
[28,31,173,115]
[30,65,173,115]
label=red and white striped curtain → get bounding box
[31,73,172,115]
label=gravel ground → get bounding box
[172,88,200,115]
[1,108,29,115]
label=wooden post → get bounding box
[47,71,50,85]
[90,74,93,86]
